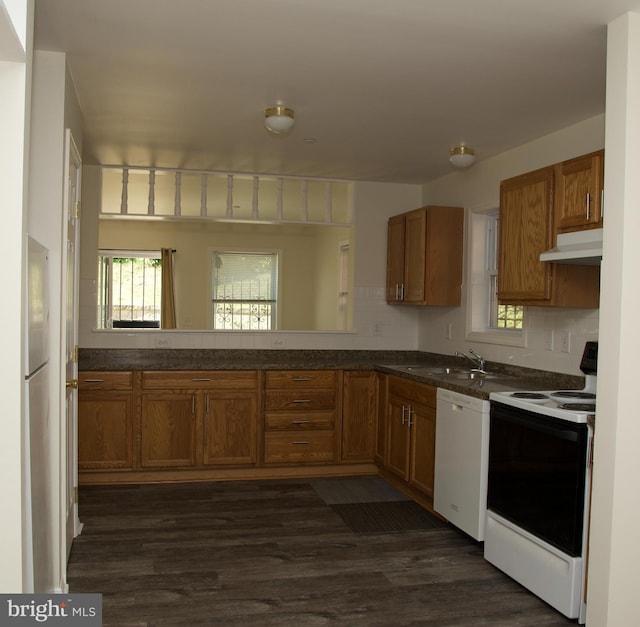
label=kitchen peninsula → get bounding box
[78,348,584,512]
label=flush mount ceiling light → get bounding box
[449,145,476,168]
[264,105,295,134]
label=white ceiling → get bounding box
[33,0,640,184]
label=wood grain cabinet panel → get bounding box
[140,392,197,468]
[203,390,258,466]
[341,370,377,462]
[78,371,134,470]
[498,164,600,308]
[555,150,604,233]
[264,370,339,465]
[383,376,437,501]
[386,206,464,306]
[140,370,260,470]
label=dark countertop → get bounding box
[78,348,585,401]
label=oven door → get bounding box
[488,402,589,557]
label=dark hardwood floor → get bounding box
[68,479,576,626]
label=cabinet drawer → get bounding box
[266,370,336,389]
[142,370,258,389]
[388,376,436,408]
[264,432,335,464]
[265,412,335,431]
[79,371,133,390]
[265,389,336,411]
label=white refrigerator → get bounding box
[24,236,52,592]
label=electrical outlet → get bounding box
[373,321,382,336]
[558,331,571,353]
[155,337,171,348]
[271,338,286,349]
[447,322,453,340]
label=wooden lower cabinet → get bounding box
[140,370,260,469]
[264,370,340,465]
[140,392,197,468]
[79,367,381,484]
[78,371,134,470]
[384,376,437,501]
[203,390,258,465]
[341,370,377,462]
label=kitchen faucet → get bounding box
[455,349,486,373]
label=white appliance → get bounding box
[24,236,51,592]
[485,341,597,624]
[434,388,490,541]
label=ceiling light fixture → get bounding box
[264,105,295,134]
[449,145,476,168]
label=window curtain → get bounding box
[161,248,177,329]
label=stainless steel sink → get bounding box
[397,366,465,375]
[385,365,504,380]
[444,371,499,380]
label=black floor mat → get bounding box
[331,500,448,533]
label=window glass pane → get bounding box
[97,252,162,329]
[211,252,277,330]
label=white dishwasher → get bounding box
[434,388,490,541]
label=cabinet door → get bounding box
[409,403,436,498]
[78,391,133,469]
[498,166,554,302]
[386,394,410,480]
[341,371,377,462]
[375,373,388,464]
[386,214,406,302]
[140,392,196,467]
[403,209,427,303]
[203,390,258,466]
[555,150,604,232]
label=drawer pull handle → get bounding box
[292,420,311,424]
[292,399,311,404]
[292,441,311,445]
[292,377,312,381]
[83,379,104,383]
[191,378,212,382]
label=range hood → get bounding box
[540,228,603,265]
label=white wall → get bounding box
[587,13,640,626]
[420,115,605,375]
[78,179,423,350]
[0,0,32,593]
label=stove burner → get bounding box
[511,392,549,400]
[550,391,596,401]
[556,403,596,412]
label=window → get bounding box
[97,251,162,329]
[486,212,523,330]
[466,209,525,346]
[211,251,278,330]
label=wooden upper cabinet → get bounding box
[555,150,604,233]
[498,164,600,308]
[386,206,464,306]
[386,214,406,302]
[499,166,555,303]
